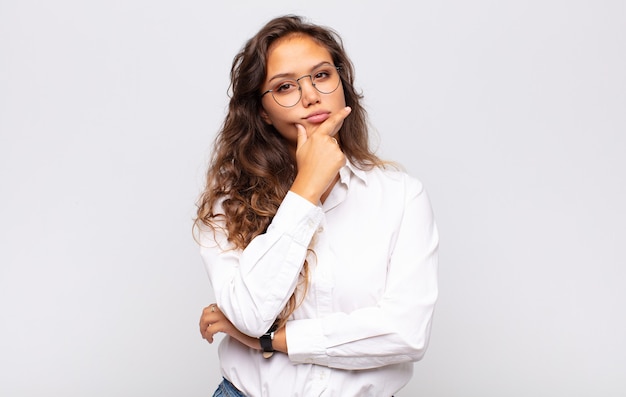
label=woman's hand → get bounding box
[199,304,261,350]
[290,106,351,204]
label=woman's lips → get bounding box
[304,112,330,124]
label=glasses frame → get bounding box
[261,65,342,108]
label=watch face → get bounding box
[260,323,278,357]
[260,332,274,353]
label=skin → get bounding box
[200,34,353,354]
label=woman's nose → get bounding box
[298,75,321,107]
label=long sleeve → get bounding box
[199,191,323,336]
[285,172,439,369]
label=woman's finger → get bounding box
[205,324,216,343]
[309,106,352,138]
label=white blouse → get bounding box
[199,161,439,397]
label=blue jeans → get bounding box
[212,377,394,397]
[212,378,247,397]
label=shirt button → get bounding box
[317,226,324,233]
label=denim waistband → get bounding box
[212,377,247,397]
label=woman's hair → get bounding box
[195,15,384,326]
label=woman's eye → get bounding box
[276,82,296,93]
[314,71,330,80]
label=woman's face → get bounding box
[260,34,346,149]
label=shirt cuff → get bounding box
[269,191,323,244]
[286,318,329,366]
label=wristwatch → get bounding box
[259,323,278,359]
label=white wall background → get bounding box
[1,1,624,396]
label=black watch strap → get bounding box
[259,323,278,358]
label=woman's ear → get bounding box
[260,109,273,125]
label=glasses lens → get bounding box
[270,80,301,108]
[311,66,340,94]
[270,66,340,107]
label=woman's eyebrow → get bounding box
[267,61,334,83]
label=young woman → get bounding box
[195,15,439,397]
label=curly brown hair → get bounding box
[195,15,384,327]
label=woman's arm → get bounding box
[199,192,323,337]
[285,179,439,370]
[199,304,261,350]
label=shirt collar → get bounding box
[339,160,368,186]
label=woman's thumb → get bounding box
[295,124,307,148]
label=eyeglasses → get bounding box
[261,64,341,108]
